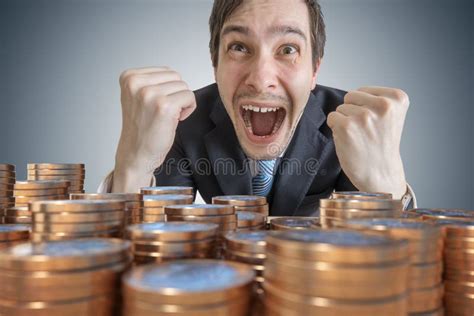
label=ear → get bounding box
[311,58,322,90]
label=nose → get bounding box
[244,53,278,93]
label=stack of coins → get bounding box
[341,219,444,315]
[30,200,126,242]
[70,193,144,225]
[140,186,194,196]
[406,208,474,222]
[126,222,218,264]
[10,180,70,224]
[440,221,474,314]
[142,194,194,223]
[0,224,30,249]
[237,211,266,231]
[263,230,410,315]
[331,191,393,200]
[213,195,269,216]
[0,238,131,315]
[319,198,402,228]
[27,163,85,193]
[0,164,15,224]
[270,217,320,231]
[165,204,237,258]
[122,260,255,316]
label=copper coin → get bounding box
[408,283,443,313]
[165,204,235,216]
[126,222,218,242]
[212,195,267,207]
[320,198,402,210]
[224,231,268,254]
[237,211,265,228]
[140,186,194,195]
[27,163,85,170]
[14,181,70,190]
[0,164,15,171]
[270,217,319,230]
[70,192,142,202]
[29,200,125,213]
[331,191,393,200]
[32,210,124,223]
[0,224,30,241]
[143,195,194,207]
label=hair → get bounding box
[208,0,326,69]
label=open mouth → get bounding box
[240,104,286,138]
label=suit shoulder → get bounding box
[311,84,347,115]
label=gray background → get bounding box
[1,0,472,209]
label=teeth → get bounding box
[242,105,280,113]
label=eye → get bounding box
[279,45,298,55]
[228,43,249,54]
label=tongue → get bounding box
[250,111,277,136]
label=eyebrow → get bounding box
[221,24,307,42]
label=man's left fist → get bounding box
[327,86,409,199]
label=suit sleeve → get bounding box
[334,170,358,191]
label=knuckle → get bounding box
[393,89,409,104]
[138,86,153,103]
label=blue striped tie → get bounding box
[252,159,276,197]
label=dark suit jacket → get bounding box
[154,83,356,216]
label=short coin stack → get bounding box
[270,217,320,231]
[30,200,126,242]
[342,219,444,315]
[331,191,393,200]
[0,224,30,249]
[165,204,237,258]
[213,195,269,216]
[70,193,144,225]
[140,186,194,196]
[440,221,474,314]
[263,230,410,315]
[125,222,218,264]
[142,194,194,223]
[10,180,70,224]
[0,164,15,224]
[224,230,268,315]
[0,238,131,316]
[122,260,255,316]
[406,208,474,222]
[237,211,266,231]
[27,163,85,194]
[319,198,402,228]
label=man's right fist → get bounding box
[112,67,196,192]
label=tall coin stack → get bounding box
[440,221,474,314]
[342,219,444,315]
[213,195,269,216]
[0,224,30,249]
[8,180,70,224]
[27,163,85,194]
[122,260,255,316]
[0,164,15,224]
[270,217,320,231]
[319,198,402,228]
[406,208,474,222]
[0,238,131,316]
[30,200,126,242]
[70,193,144,225]
[263,230,410,315]
[142,194,194,223]
[224,231,268,315]
[165,204,237,258]
[140,186,194,196]
[125,222,218,264]
[237,211,266,231]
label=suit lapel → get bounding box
[270,92,333,216]
[204,98,253,196]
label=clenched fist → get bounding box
[113,67,196,193]
[327,87,409,199]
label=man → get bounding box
[102,0,415,216]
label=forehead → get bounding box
[222,0,310,36]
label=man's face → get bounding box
[215,0,320,160]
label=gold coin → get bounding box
[14,180,70,190]
[127,222,218,242]
[408,283,443,313]
[263,281,408,315]
[165,204,235,216]
[122,260,255,306]
[320,198,402,210]
[32,220,122,233]
[0,238,130,271]
[266,230,409,264]
[212,195,267,207]
[32,210,124,223]
[0,224,30,241]
[142,195,193,207]
[27,163,85,170]
[331,191,393,200]
[29,200,125,213]
[140,186,194,195]
[270,217,319,230]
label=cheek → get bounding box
[278,66,313,112]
